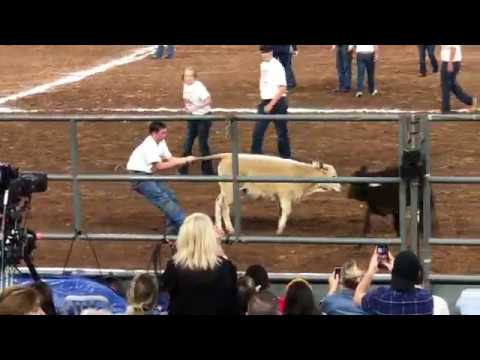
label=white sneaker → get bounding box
[371,89,379,96]
[355,92,363,98]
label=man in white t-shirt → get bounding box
[440,45,477,113]
[251,45,291,159]
[127,121,195,235]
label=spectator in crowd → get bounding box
[152,45,175,59]
[237,275,256,314]
[178,66,216,176]
[331,45,353,92]
[440,45,477,113]
[247,290,279,315]
[126,121,196,235]
[245,264,271,292]
[272,45,297,89]
[251,45,291,159]
[0,285,45,315]
[417,45,438,77]
[283,278,319,315]
[162,213,238,315]
[126,273,159,315]
[320,260,367,315]
[455,289,480,315]
[353,248,434,315]
[29,281,57,315]
[104,276,125,298]
[350,45,379,98]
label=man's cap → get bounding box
[391,250,422,292]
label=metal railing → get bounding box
[420,113,480,286]
[0,113,407,247]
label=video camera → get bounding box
[0,163,47,279]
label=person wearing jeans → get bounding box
[152,45,175,59]
[418,45,438,77]
[178,67,215,175]
[332,45,352,92]
[351,45,379,97]
[251,46,291,159]
[127,121,195,235]
[273,45,297,89]
[440,45,477,113]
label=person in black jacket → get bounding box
[272,45,297,89]
[162,213,238,315]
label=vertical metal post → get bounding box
[422,116,433,289]
[229,116,242,242]
[398,116,407,250]
[409,114,420,255]
[69,120,82,238]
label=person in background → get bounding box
[331,45,353,92]
[320,260,367,315]
[178,66,216,176]
[417,45,438,77]
[0,285,45,315]
[247,290,280,315]
[283,278,319,315]
[162,213,238,315]
[440,45,477,113]
[251,45,291,159]
[237,275,256,314]
[245,264,271,292]
[152,45,175,59]
[126,273,160,315]
[272,45,297,89]
[350,45,379,98]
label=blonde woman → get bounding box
[126,273,159,315]
[162,213,238,315]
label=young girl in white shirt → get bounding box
[178,67,216,175]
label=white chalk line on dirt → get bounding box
[2,106,474,114]
[0,46,156,106]
[92,107,456,114]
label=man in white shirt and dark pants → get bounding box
[127,121,195,235]
[440,45,477,113]
[251,45,291,159]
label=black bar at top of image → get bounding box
[1,4,479,44]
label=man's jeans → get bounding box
[250,97,291,159]
[441,61,474,113]
[154,45,175,59]
[336,45,352,91]
[356,53,375,94]
[418,45,438,75]
[132,178,185,232]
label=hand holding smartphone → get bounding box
[334,267,342,280]
[377,244,389,268]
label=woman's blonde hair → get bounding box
[126,273,158,315]
[173,213,222,271]
[0,285,43,315]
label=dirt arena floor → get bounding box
[2,45,480,274]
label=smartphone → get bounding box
[334,267,342,279]
[377,244,389,264]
